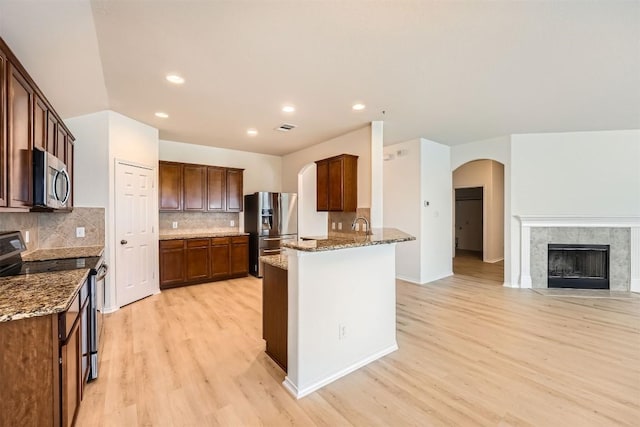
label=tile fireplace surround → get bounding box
[517,216,640,292]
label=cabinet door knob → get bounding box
[120,240,128,245]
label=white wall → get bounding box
[453,159,504,262]
[421,139,453,283]
[282,125,372,207]
[383,139,422,282]
[510,129,640,287]
[383,138,452,284]
[297,164,328,237]
[66,110,159,311]
[159,139,282,195]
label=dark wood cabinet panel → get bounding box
[315,154,358,212]
[7,64,33,208]
[210,240,230,279]
[316,160,329,211]
[263,263,288,371]
[207,166,226,211]
[159,161,183,211]
[159,239,186,289]
[226,168,244,212]
[0,49,6,207]
[230,236,249,275]
[186,239,210,281]
[55,126,66,160]
[47,113,57,156]
[34,96,47,152]
[183,164,206,211]
[61,318,81,427]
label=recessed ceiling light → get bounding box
[155,112,169,118]
[282,105,295,113]
[166,74,185,84]
[352,103,366,111]
[247,129,258,136]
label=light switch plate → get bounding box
[230,220,235,227]
[172,221,178,229]
[76,227,85,238]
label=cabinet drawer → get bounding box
[231,236,249,244]
[211,237,230,245]
[187,238,209,248]
[160,239,185,249]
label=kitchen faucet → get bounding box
[351,216,372,235]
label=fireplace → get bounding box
[548,244,610,289]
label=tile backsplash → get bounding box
[328,208,371,238]
[159,212,239,235]
[0,207,105,251]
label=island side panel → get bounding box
[285,243,398,398]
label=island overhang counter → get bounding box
[279,228,415,399]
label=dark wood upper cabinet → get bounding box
[7,64,33,208]
[226,168,243,212]
[159,161,243,212]
[159,161,183,211]
[56,126,67,160]
[47,112,57,155]
[34,96,47,152]
[1,37,75,212]
[0,49,6,207]
[207,166,226,212]
[315,154,358,212]
[183,164,206,211]
[316,160,329,211]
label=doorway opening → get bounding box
[452,159,504,282]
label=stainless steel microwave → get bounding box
[33,148,70,209]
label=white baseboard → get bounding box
[502,282,519,288]
[283,343,398,399]
[484,257,504,264]
[101,305,119,314]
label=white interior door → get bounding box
[115,161,155,307]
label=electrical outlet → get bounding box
[230,220,235,227]
[332,222,336,230]
[76,227,85,238]
[172,221,178,229]
[339,324,347,340]
[338,222,342,230]
[25,231,30,243]
[355,223,360,231]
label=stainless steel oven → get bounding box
[89,259,108,381]
[33,147,70,209]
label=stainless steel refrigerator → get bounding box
[244,192,297,277]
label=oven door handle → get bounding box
[95,264,109,282]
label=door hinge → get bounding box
[59,357,62,365]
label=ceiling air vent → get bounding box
[276,123,297,132]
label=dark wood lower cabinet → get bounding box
[0,279,88,426]
[159,235,249,289]
[262,263,288,371]
[186,239,210,281]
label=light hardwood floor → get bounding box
[76,269,640,426]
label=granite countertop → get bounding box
[282,228,415,253]
[0,269,90,322]
[22,245,105,262]
[260,254,288,270]
[159,231,249,240]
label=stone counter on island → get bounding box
[278,227,415,399]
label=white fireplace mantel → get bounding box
[516,215,640,292]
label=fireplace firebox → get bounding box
[547,244,610,289]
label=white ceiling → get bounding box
[1,1,638,156]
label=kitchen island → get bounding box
[277,228,414,398]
